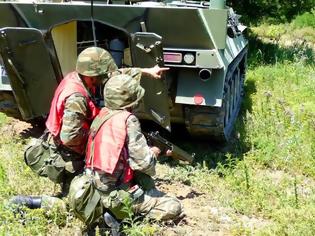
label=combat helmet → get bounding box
[104,74,145,109]
[76,47,118,77]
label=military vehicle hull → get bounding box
[0,0,247,141]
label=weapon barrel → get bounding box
[171,145,194,163]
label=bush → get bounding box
[292,9,315,28]
[229,0,315,24]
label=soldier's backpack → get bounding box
[24,132,57,179]
[24,131,84,183]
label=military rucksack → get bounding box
[24,132,84,183]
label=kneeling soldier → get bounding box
[69,74,183,232]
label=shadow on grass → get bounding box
[18,118,46,140]
[247,32,314,68]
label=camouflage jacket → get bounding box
[59,92,91,154]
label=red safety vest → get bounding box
[85,108,133,183]
[46,71,100,143]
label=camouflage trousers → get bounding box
[132,188,183,221]
[40,186,183,223]
[97,171,183,221]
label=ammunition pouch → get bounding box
[69,170,145,225]
[24,132,84,183]
[102,189,133,220]
[68,174,104,225]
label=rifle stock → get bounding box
[144,131,195,163]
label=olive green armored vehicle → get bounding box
[0,0,247,141]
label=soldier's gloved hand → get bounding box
[141,65,169,79]
[150,146,161,157]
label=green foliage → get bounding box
[257,207,315,236]
[244,63,315,176]
[0,204,48,235]
[229,0,315,24]
[121,197,159,236]
[292,9,315,28]
[0,112,9,127]
[0,124,81,235]
[247,29,314,68]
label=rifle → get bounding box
[144,131,195,163]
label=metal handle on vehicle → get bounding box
[136,43,152,53]
[150,108,166,124]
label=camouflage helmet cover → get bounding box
[76,47,118,77]
[104,74,145,109]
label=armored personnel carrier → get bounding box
[0,0,247,141]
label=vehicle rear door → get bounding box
[0,27,59,120]
[130,32,171,131]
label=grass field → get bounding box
[0,12,314,235]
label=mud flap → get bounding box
[130,32,171,131]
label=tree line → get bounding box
[228,0,315,24]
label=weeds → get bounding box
[120,195,159,236]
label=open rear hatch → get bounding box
[130,32,171,131]
[0,27,59,120]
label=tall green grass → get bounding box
[164,60,315,235]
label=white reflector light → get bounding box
[163,52,182,63]
[183,53,195,64]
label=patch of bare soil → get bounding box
[155,179,232,236]
[0,118,45,139]
[155,167,271,235]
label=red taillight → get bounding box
[163,52,182,63]
[194,93,204,105]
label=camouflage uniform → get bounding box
[58,48,141,155]
[83,74,183,222]
[46,88,93,195]
[111,114,183,221]
[51,88,93,155]
[43,49,146,205]
[45,47,118,194]
[56,46,118,155]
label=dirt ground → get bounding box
[3,118,268,235]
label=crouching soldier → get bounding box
[10,47,169,210]
[69,74,183,233]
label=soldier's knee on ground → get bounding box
[133,188,183,221]
[41,195,67,212]
[159,196,183,221]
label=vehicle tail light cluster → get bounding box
[163,51,196,65]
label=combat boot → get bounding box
[104,212,121,236]
[9,195,42,209]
